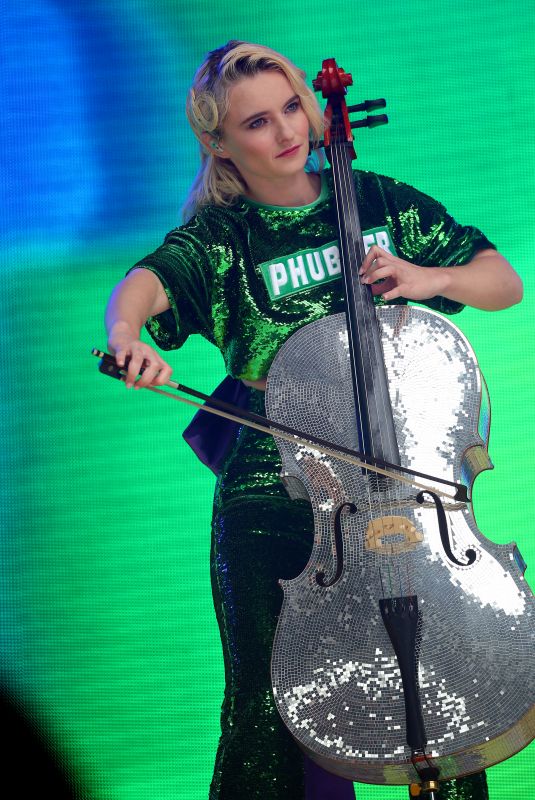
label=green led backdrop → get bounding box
[2,1,534,798]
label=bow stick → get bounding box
[92,348,470,504]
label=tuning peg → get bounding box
[350,114,389,130]
[347,99,386,113]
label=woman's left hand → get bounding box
[359,245,444,302]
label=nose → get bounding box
[275,115,294,143]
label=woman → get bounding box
[105,41,523,800]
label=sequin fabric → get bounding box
[209,428,314,797]
[438,772,489,800]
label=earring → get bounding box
[211,141,222,152]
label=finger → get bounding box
[114,350,137,388]
[114,348,128,368]
[361,263,396,284]
[381,285,403,301]
[135,355,173,388]
[135,360,163,389]
[152,363,173,386]
[359,248,378,275]
[359,250,374,274]
[125,353,146,388]
[361,253,395,280]
[121,344,152,387]
[359,245,391,275]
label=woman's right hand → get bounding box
[108,331,173,389]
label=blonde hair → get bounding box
[183,41,325,220]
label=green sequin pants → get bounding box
[208,391,489,800]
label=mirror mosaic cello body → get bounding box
[267,59,534,787]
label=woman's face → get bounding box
[216,70,311,195]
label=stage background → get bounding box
[1,1,533,797]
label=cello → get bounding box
[265,58,534,793]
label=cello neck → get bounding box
[328,112,400,467]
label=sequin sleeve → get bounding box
[129,216,216,350]
[373,173,496,315]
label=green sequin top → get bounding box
[133,169,493,381]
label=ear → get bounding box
[200,132,228,158]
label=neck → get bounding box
[245,172,320,208]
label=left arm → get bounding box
[360,247,523,311]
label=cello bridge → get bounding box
[365,516,423,555]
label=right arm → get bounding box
[105,268,173,388]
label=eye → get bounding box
[248,117,267,129]
[286,100,300,113]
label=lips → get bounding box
[276,144,301,158]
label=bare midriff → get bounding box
[242,377,267,391]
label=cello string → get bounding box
[347,147,395,597]
[341,139,413,600]
[333,138,385,595]
[342,149,394,484]
[329,131,384,594]
[329,143,369,467]
[329,142,373,461]
[332,132,391,600]
[329,135,372,587]
[333,129,402,599]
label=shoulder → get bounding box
[320,167,447,215]
[166,202,250,242]
[146,202,252,281]
[351,169,447,212]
